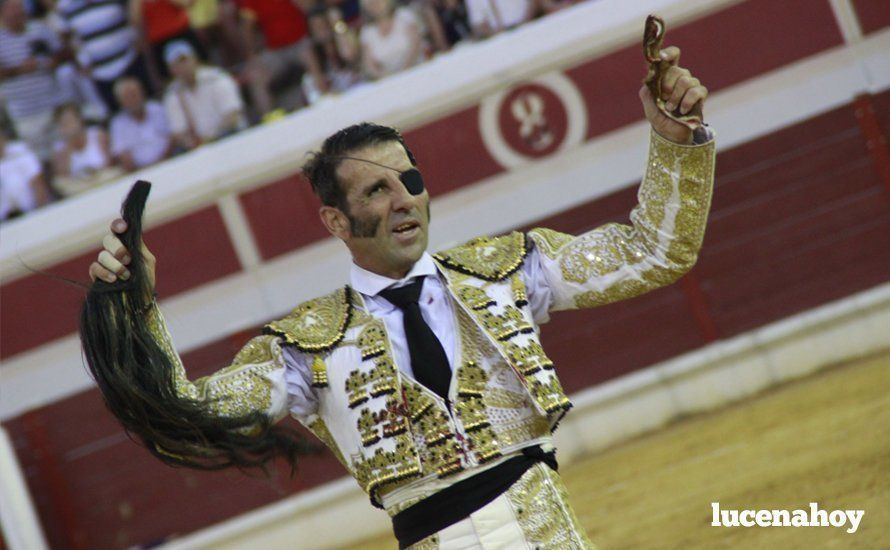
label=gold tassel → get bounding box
[311,355,328,388]
[512,275,528,307]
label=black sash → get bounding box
[391,446,558,548]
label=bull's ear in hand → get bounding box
[642,14,703,130]
[79,179,314,475]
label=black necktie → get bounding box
[379,277,452,401]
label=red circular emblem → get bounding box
[497,83,569,159]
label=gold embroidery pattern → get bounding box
[348,319,423,499]
[358,408,381,447]
[404,381,434,422]
[369,357,398,398]
[407,533,440,549]
[265,287,352,352]
[479,305,534,341]
[650,126,715,183]
[352,435,422,498]
[456,360,486,398]
[495,417,551,448]
[310,355,328,388]
[358,322,387,360]
[511,273,528,308]
[433,232,528,281]
[455,285,496,310]
[528,228,574,259]
[353,399,411,448]
[307,418,347,468]
[403,382,464,478]
[378,397,410,439]
[191,335,280,418]
[504,340,554,377]
[452,310,511,466]
[146,305,197,400]
[196,364,276,418]
[345,362,399,409]
[454,395,491,436]
[574,279,649,309]
[507,463,594,549]
[345,369,370,408]
[147,307,284,427]
[454,360,502,464]
[449,283,572,430]
[482,364,550,449]
[529,375,572,415]
[555,129,715,308]
[557,223,651,285]
[350,329,405,444]
[483,386,529,409]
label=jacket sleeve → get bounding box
[527,128,716,311]
[144,304,293,423]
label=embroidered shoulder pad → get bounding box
[264,286,353,352]
[433,231,528,281]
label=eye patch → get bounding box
[326,155,425,196]
[399,168,424,195]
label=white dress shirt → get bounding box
[0,141,43,219]
[163,66,245,140]
[465,0,533,32]
[283,246,553,418]
[110,101,171,168]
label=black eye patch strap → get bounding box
[328,155,425,195]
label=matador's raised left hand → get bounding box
[639,46,708,144]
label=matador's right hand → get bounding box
[88,218,156,288]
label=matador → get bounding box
[89,38,715,550]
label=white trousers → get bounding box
[408,463,594,549]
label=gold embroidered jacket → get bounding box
[147,129,716,509]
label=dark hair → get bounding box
[53,102,81,122]
[307,2,328,18]
[80,181,314,472]
[302,122,417,210]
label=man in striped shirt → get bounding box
[0,0,66,160]
[54,0,153,111]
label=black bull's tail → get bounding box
[79,181,313,471]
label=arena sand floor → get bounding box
[349,351,889,549]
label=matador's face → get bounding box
[327,140,430,279]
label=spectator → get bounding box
[326,0,359,23]
[188,0,244,68]
[109,77,172,171]
[54,62,111,122]
[238,0,328,116]
[0,0,66,160]
[465,0,534,38]
[359,0,425,80]
[162,40,245,151]
[55,0,153,112]
[0,127,52,221]
[302,3,362,104]
[424,0,470,51]
[51,102,122,196]
[129,0,206,81]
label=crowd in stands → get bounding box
[1,0,582,222]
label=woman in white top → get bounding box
[0,132,52,221]
[359,0,426,80]
[51,103,122,196]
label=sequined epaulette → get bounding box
[433,231,529,282]
[264,286,353,352]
